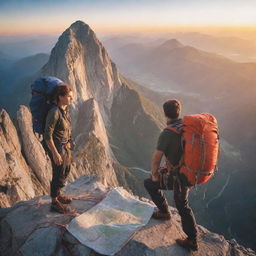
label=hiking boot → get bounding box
[152,210,171,220]
[58,194,72,204]
[176,238,198,251]
[51,200,71,214]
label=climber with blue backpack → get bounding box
[30,76,74,214]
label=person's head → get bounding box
[51,84,73,106]
[163,99,181,119]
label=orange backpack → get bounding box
[165,113,219,186]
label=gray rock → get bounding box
[0,109,37,207]
[0,176,255,256]
[18,226,63,256]
[16,105,52,190]
[72,98,118,187]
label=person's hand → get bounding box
[151,173,159,182]
[53,152,63,166]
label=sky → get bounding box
[1,0,256,35]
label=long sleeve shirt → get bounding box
[44,106,71,153]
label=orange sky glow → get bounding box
[1,0,256,40]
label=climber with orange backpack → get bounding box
[144,99,219,251]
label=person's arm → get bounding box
[151,150,164,182]
[66,110,72,149]
[46,139,63,165]
[151,130,169,182]
[44,109,63,165]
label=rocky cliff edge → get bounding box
[0,176,255,256]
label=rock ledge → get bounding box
[0,176,255,256]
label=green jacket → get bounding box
[44,106,71,153]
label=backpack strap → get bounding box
[44,105,62,133]
[165,126,181,134]
[55,106,62,129]
[163,119,184,171]
[164,118,183,134]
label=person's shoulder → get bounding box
[159,128,181,142]
[50,105,59,112]
[47,105,60,117]
[162,128,178,136]
[158,129,172,140]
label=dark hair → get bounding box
[50,83,72,103]
[163,99,181,119]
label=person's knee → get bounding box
[58,178,66,188]
[175,199,189,213]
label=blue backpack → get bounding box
[29,76,63,135]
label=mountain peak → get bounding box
[41,20,121,126]
[69,20,90,33]
[62,20,95,42]
[71,20,87,27]
[160,39,184,50]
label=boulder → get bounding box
[16,105,52,190]
[0,109,42,207]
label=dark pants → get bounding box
[144,174,197,240]
[47,146,71,198]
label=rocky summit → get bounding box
[0,176,255,256]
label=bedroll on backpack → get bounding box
[166,113,219,186]
[29,76,63,135]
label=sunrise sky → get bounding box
[1,0,256,35]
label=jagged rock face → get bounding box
[110,82,164,169]
[0,176,254,256]
[16,106,52,190]
[72,98,118,187]
[0,109,41,207]
[109,82,166,197]
[0,101,118,207]
[41,20,122,124]
[40,20,122,188]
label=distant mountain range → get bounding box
[108,38,256,94]
[0,35,58,59]
[0,51,16,69]
[167,32,256,62]
[106,37,256,153]
[103,32,256,62]
[0,53,49,116]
